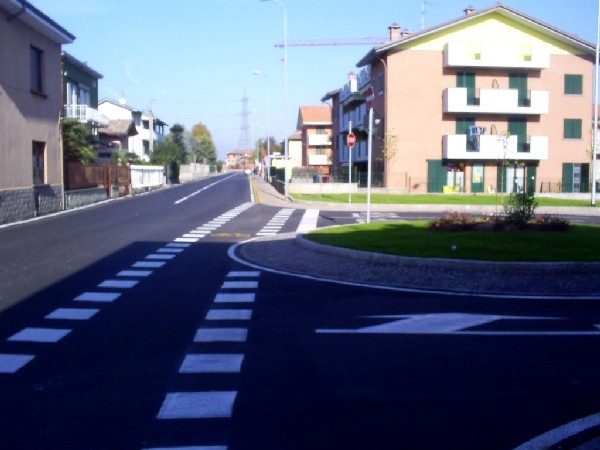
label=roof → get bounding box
[99,98,168,126]
[0,0,75,44]
[289,130,302,141]
[101,120,138,137]
[357,2,596,67]
[297,105,332,128]
[321,88,341,103]
[62,52,103,79]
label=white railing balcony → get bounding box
[444,42,550,69]
[64,104,110,127]
[443,134,548,160]
[308,154,331,165]
[443,87,549,115]
[308,134,332,146]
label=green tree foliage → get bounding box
[192,122,217,163]
[255,136,282,161]
[151,140,186,165]
[63,119,97,163]
[110,150,142,165]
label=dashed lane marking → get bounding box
[194,328,248,343]
[179,354,245,373]
[8,327,72,343]
[157,391,238,419]
[45,308,100,320]
[0,354,35,373]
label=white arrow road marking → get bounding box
[316,313,600,336]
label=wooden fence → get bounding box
[65,163,131,196]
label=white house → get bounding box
[98,98,167,161]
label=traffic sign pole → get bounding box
[348,121,352,204]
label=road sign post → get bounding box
[347,124,355,203]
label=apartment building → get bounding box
[296,105,333,175]
[0,0,74,223]
[335,3,596,194]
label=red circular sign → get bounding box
[347,132,356,148]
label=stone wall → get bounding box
[0,185,62,224]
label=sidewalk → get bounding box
[238,176,600,297]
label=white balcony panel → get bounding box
[308,134,332,146]
[308,154,331,165]
[443,134,547,160]
[444,42,550,69]
[443,88,549,115]
[64,105,110,127]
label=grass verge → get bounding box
[305,221,600,262]
[293,193,593,207]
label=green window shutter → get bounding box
[581,163,590,193]
[457,72,477,105]
[497,164,507,193]
[564,119,582,139]
[456,117,475,150]
[509,73,529,106]
[562,163,574,193]
[427,160,446,193]
[508,118,528,152]
[526,165,537,194]
[564,74,583,95]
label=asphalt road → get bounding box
[0,174,599,449]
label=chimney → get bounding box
[464,5,476,15]
[348,71,357,93]
[401,29,412,38]
[388,23,401,41]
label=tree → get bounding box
[151,140,185,165]
[63,119,97,163]
[192,122,218,163]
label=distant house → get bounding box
[226,150,254,170]
[297,105,333,173]
[0,0,75,224]
[98,98,167,162]
[62,52,108,131]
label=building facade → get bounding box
[62,52,108,131]
[336,4,596,194]
[98,98,167,162]
[0,0,75,224]
[296,105,333,175]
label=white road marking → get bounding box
[133,261,166,268]
[98,279,138,288]
[146,254,176,260]
[8,327,72,343]
[174,175,236,205]
[143,446,227,450]
[157,391,237,419]
[297,209,320,234]
[227,271,260,278]
[0,354,35,373]
[214,293,255,303]
[45,308,100,320]
[316,313,600,336]
[206,309,253,320]
[174,237,199,243]
[117,270,153,277]
[167,242,191,248]
[75,292,121,302]
[194,328,248,342]
[179,354,244,373]
[157,248,184,253]
[221,281,258,289]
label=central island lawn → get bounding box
[293,193,592,207]
[305,221,600,262]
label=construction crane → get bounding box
[274,36,388,47]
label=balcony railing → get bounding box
[308,134,332,146]
[444,42,550,69]
[443,134,548,160]
[443,87,549,115]
[64,104,110,127]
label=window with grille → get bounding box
[32,141,46,185]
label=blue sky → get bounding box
[33,0,598,159]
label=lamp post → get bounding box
[260,0,288,198]
[252,70,271,181]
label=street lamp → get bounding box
[260,0,288,198]
[252,70,271,181]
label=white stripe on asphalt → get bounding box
[179,354,244,373]
[157,391,237,419]
[297,209,320,234]
[8,327,72,343]
[98,280,138,289]
[221,281,259,289]
[117,270,153,277]
[205,309,253,320]
[0,354,35,373]
[45,308,100,320]
[75,292,121,302]
[214,293,255,303]
[194,328,248,342]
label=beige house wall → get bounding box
[0,8,64,190]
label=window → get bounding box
[456,71,477,105]
[564,74,583,95]
[30,46,43,94]
[143,120,150,129]
[377,73,384,95]
[564,119,582,139]
[32,141,46,185]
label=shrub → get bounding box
[503,192,538,225]
[428,212,474,231]
[533,215,571,232]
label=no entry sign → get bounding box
[347,132,356,148]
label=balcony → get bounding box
[308,134,332,146]
[64,105,110,127]
[443,134,548,160]
[444,42,550,69]
[443,87,549,115]
[308,154,331,165]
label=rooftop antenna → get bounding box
[421,0,432,30]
